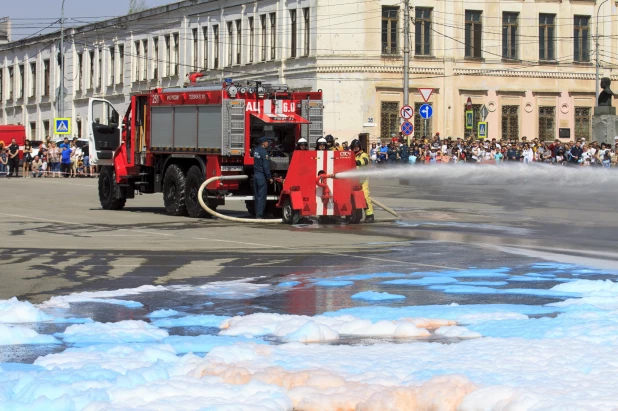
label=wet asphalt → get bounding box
[0,170,617,363]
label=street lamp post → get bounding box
[59,0,66,118]
[596,0,609,102]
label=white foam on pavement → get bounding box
[39,285,166,309]
[0,324,60,345]
[0,297,53,323]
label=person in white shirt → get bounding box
[522,143,534,164]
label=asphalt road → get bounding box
[1,170,616,303]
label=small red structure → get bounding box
[277,150,367,224]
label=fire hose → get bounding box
[198,175,283,224]
[198,174,400,223]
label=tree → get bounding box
[128,0,147,14]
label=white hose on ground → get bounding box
[197,175,283,224]
[372,198,401,222]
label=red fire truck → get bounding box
[0,125,26,159]
[89,79,324,218]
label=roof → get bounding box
[0,0,216,51]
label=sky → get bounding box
[4,0,176,41]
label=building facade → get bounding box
[0,0,615,143]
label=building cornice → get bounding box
[318,66,444,75]
[454,68,597,80]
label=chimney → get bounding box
[0,18,11,44]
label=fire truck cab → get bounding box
[89,79,323,218]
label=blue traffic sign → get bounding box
[54,118,71,135]
[401,121,414,136]
[419,104,433,119]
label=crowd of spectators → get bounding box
[0,137,95,178]
[367,133,618,167]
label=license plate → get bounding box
[221,166,243,172]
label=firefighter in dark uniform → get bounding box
[350,139,374,223]
[325,134,336,151]
[253,136,273,219]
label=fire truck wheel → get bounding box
[99,166,126,210]
[346,208,363,224]
[185,166,209,218]
[281,198,300,225]
[163,164,188,216]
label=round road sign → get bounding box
[401,121,414,136]
[400,105,414,120]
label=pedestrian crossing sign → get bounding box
[54,118,71,135]
[478,122,488,139]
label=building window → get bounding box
[574,16,590,63]
[381,6,398,54]
[260,15,267,62]
[118,45,124,85]
[76,53,83,91]
[574,107,591,140]
[29,62,36,97]
[248,17,254,63]
[463,104,482,137]
[192,28,198,71]
[539,14,555,61]
[43,60,50,96]
[173,33,179,76]
[538,106,556,140]
[98,48,102,88]
[43,120,49,137]
[164,35,171,76]
[88,51,94,89]
[18,64,24,99]
[202,28,208,69]
[415,8,431,56]
[227,22,234,67]
[135,41,141,81]
[108,47,115,85]
[142,40,148,80]
[303,8,310,56]
[465,10,482,58]
[501,105,519,140]
[153,39,158,79]
[502,12,518,60]
[213,25,219,69]
[414,102,432,139]
[236,19,242,65]
[8,67,13,99]
[270,13,277,60]
[290,10,297,58]
[380,102,399,138]
[30,122,36,140]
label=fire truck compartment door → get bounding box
[88,98,121,166]
[250,113,310,124]
[222,99,246,156]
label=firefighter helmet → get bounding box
[316,137,327,150]
[350,139,362,152]
[297,137,308,150]
[325,134,335,147]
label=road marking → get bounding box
[7,179,97,188]
[0,212,460,270]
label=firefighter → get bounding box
[296,137,309,150]
[325,134,336,151]
[316,137,327,151]
[350,139,374,223]
[253,136,273,219]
